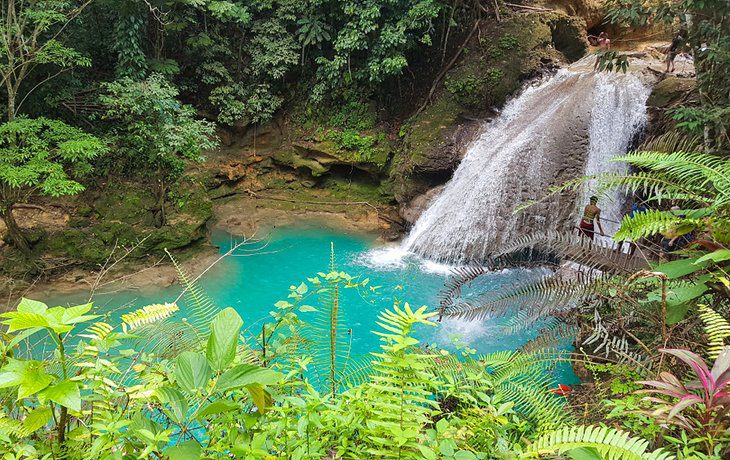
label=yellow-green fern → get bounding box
[698,304,730,358]
[523,425,675,460]
[121,303,179,333]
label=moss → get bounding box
[94,184,156,223]
[170,177,214,222]
[648,77,696,108]
[548,15,589,61]
[45,229,110,264]
[403,94,462,168]
[273,149,331,177]
[392,12,583,202]
[320,176,394,205]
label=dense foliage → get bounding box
[0,0,728,458]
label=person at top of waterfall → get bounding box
[578,196,605,240]
[665,30,686,73]
[593,32,612,70]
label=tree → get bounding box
[0,0,93,121]
[0,117,106,252]
[98,74,218,226]
[605,0,730,149]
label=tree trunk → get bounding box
[152,178,167,228]
[0,206,30,254]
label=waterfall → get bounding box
[402,68,652,263]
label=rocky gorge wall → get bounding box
[0,3,698,294]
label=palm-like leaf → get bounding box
[523,425,675,460]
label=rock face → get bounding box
[0,178,214,272]
[400,185,446,226]
[645,76,697,137]
[540,0,606,29]
[391,12,587,205]
[403,68,653,262]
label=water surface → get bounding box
[49,226,578,382]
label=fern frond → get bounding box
[640,131,703,154]
[443,272,596,324]
[520,322,578,353]
[617,150,730,208]
[523,425,675,460]
[121,303,179,333]
[497,231,638,274]
[168,251,220,338]
[0,414,28,438]
[583,309,649,368]
[614,209,702,241]
[698,304,730,358]
[79,321,114,341]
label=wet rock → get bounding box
[400,186,445,226]
[541,0,606,29]
[648,76,695,108]
[391,12,576,204]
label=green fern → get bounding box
[614,208,703,241]
[432,349,571,432]
[522,425,675,460]
[519,321,578,352]
[120,303,179,333]
[363,304,439,458]
[168,250,220,338]
[698,304,730,358]
[442,271,597,325]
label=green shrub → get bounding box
[498,33,519,50]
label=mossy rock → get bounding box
[171,178,214,222]
[273,149,331,177]
[392,12,586,204]
[45,229,111,264]
[319,176,395,205]
[648,77,696,108]
[93,184,156,223]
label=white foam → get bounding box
[432,316,494,347]
[357,245,410,270]
[419,259,457,275]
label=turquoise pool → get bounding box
[47,226,579,383]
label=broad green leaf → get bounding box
[195,400,238,420]
[153,387,188,425]
[216,364,283,391]
[299,305,317,312]
[166,440,201,460]
[206,308,242,371]
[295,282,308,295]
[0,359,54,399]
[695,249,730,264]
[653,257,708,279]
[0,312,52,332]
[17,298,48,314]
[38,379,81,412]
[244,383,272,413]
[175,352,211,393]
[8,327,44,347]
[61,303,97,324]
[24,407,52,432]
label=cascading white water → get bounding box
[402,68,651,263]
[578,73,651,245]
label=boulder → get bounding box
[400,185,445,225]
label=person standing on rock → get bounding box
[665,30,686,73]
[578,196,605,240]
